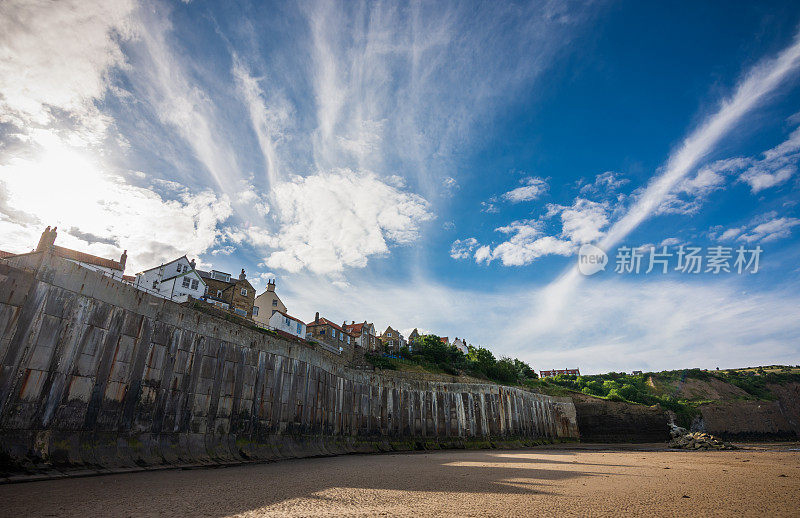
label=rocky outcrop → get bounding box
[669,431,736,450]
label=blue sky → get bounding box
[2,0,800,373]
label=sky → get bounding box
[1,0,800,374]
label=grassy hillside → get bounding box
[534,366,800,426]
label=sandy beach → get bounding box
[1,444,797,517]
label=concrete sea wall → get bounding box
[0,256,578,474]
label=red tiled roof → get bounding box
[0,250,16,259]
[53,245,123,271]
[343,322,364,335]
[440,337,449,343]
[307,316,351,334]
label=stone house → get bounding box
[198,268,256,319]
[343,321,379,351]
[3,226,128,282]
[306,313,352,351]
[380,326,405,351]
[252,279,287,325]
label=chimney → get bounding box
[239,268,246,280]
[50,227,58,247]
[36,226,51,252]
[120,250,127,271]
[315,312,319,324]
[189,258,196,270]
[267,279,275,292]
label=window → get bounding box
[272,299,278,307]
[347,336,350,344]
[176,264,183,273]
[252,306,259,316]
[191,279,199,290]
[182,277,191,288]
[216,290,223,298]
[233,308,246,317]
[296,322,302,334]
[285,317,291,326]
[241,288,247,296]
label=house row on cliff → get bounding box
[1,227,474,359]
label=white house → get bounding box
[269,310,307,339]
[134,256,206,302]
[451,337,468,354]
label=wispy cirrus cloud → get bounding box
[717,211,800,243]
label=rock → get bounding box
[668,429,736,450]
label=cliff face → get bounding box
[0,257,578,475]
[697,383,800,440]
[570,393,670,443]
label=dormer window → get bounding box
[241,288,247,296]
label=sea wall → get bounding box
[570,393,670,443]
[0,255,578,475]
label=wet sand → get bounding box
[1,444,797,517]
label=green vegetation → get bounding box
[369,334,538,386]
[713,369,800,400]
[539,367,800,427]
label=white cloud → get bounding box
[0,130,232,273]
[450,237,479,259]
[442,176,459,197]
[579,171,628,196]
[659,237,682,247]
[0,0,136,138]
[460,197,610,267]
[739,126,800,192]
[501,176,548,203]
[231,56,294,188]
[211,246,236,256]
[658,124,800,214]
[480,201,499,213]
[260,169,433,274]
[657,158,745,215]
[124,5,245,196]
[556,198,610,244]
[723,212,800,243]
[482,220,574,266]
